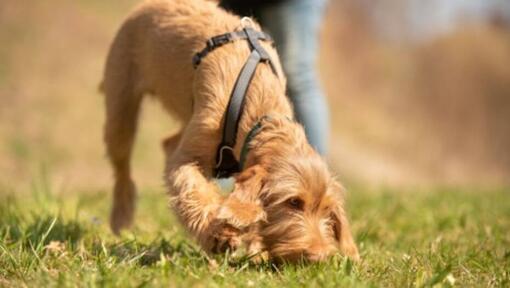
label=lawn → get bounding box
[1,0,509,287]
[1,181,508,287]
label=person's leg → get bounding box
[259,0,330,155]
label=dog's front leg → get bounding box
[165,161,243,253]
[213,165,268,255]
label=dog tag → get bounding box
[213,177,235,195]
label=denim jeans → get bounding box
[221,0,330,155]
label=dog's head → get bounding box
[262,155,358,262]
[231,155,359,263]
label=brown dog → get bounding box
[102,0,358,262]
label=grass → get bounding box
[1,180,509,287]
[1,0,509,286]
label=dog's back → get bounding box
[103,0,244,120]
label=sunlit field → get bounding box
[1,0,509,287]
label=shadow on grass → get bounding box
[1,214,84,248]
[98,237,356,277]
[88,236,291,272]
[91,238,195,266]
[0,196,83,247]
[24,216,83,247]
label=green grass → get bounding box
[1,0,509,286]
[1,182,509,287]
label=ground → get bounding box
[1,184,508,287]
[1,0,509,287]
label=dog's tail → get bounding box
[102,19,143,235]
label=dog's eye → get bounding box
[286,197,304,210]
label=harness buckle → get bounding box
[206,39,215,49]
[209,34,232,48]
[195,33,234,68]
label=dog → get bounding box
[102,0,359,262]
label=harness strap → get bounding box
[214,47,265,178]
[244,27,279,76]
[221,50,261,149]
[192,30,272,68]
[192,24,278,178]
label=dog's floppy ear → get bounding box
[216,165,268,229]
[331,184,360,261]
[332,205,359,260]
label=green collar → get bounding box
[239,115,293,170]
[239,116,269,170]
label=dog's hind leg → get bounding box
[161,132,182,159]
[104,80,142,235]
[103,25,143,235]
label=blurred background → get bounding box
[0,0,509,193]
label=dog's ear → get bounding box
[331,185,360,261]
[216,165,268,229]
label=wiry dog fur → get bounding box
[102,0,359,262]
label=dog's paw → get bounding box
[210,221,242,254]
[110,178,136,235]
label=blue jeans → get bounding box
[257,0,330,155]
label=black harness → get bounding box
[193,22,279,178]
